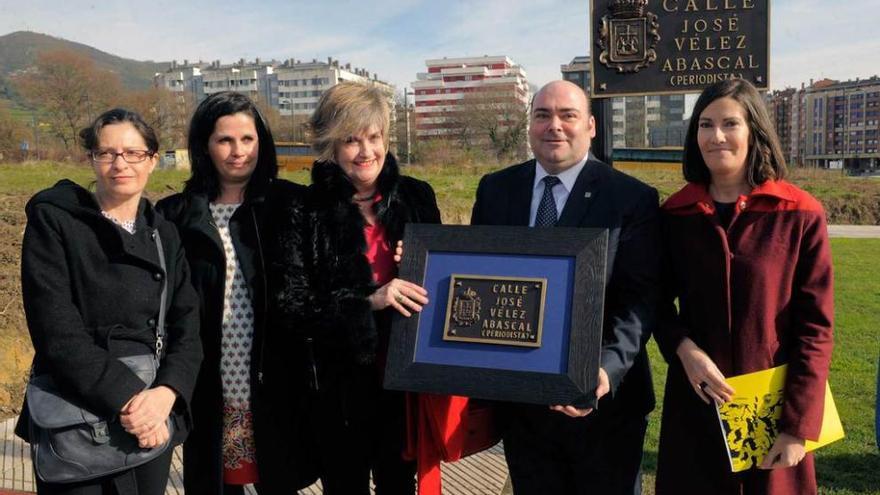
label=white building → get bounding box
[155,57,394,117]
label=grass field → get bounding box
[0,161,878,492]
[639,238,880,494]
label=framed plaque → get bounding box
[384,224,608,408]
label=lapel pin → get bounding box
[584,192,592,198]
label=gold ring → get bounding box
[395,294,406,304]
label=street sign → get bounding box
[590,0,769,97]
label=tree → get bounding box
[0,101,27,161]
[127,87,192,150]
[446,89,529,162]
[391,91,413,161]
[273,112,311,143]
[252,96,284,140]
[13,50,123,152]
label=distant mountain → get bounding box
[0,31,169,94]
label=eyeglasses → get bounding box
[90,150,154,164]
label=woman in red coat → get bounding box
[654,78,834,495]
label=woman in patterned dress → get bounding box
[157,92,313,494]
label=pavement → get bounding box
[828,225,880,238]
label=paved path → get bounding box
[828,225,880,238]
[1,417,507,494]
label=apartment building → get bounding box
[411,55,530,140]
[155,57,394,117]
[769,76,880,172]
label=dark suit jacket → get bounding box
[471,157,660,415]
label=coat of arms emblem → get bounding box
[451,287,481,327]
[597,0,660,73]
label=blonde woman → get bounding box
[272,82,440,494]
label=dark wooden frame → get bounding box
[384,224,608,408]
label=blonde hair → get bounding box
[309,81,391,163]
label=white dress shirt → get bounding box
[529,155,589,227]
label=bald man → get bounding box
[471,81,660,494]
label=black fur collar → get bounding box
[309,153,408,242]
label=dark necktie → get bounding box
[534,176,561,227]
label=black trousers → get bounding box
[502,404,648,495]
[307,378,415,495]
[35,449,174,495]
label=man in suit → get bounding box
[471,80,660,494]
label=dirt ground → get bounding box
[0,194,30,417]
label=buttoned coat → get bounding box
[156,178,317,494]
[654,180,834,495]
[15,179,203,446]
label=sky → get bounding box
[1,0,878,97]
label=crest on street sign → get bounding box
[598,0,660,73]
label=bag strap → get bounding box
[153,229,168,361]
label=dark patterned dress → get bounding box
[210,203,259,485]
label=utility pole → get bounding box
[404,88,412,164]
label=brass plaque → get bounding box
[443,274,547,348]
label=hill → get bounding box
[0,30,169,98]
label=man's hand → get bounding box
[759,432,806,469]
[550,367,610,418]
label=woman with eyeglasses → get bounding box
[157,92,315,494]
[16,108,203,494]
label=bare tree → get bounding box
[272,109,310,143]
[445,89,529,161]
[0,102,27,161]
[12,50,123,152]
[127,87,192,150]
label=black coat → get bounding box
[270,153,441,413]
[15,180,203,444]
[156,179,315,494]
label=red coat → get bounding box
[404,395,499,495]
[654,180,834,495]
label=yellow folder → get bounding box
[715,364,844,472]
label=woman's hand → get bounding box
[759,432,806,469]
[369,278,428,317]
[120,385,177,444]
[676,337,735,404]
[134,421,171,449]
[393,240,404,265]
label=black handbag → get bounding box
[26,229,174,484]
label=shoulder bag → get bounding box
[26,229,175,483]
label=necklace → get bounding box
[352,195,374,202]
